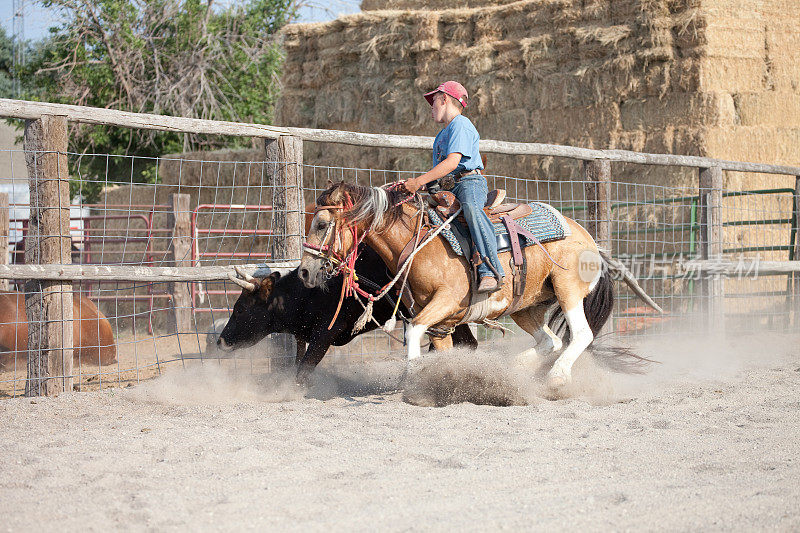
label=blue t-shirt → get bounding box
[432,115,484,176]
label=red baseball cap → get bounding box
[424,81,468,107]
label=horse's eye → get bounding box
[316,221,327,231]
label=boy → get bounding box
[402,81,504,294]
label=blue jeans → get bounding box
[452,175,504,279]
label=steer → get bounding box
[219,245,477,383]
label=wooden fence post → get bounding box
[23,114,74,397]
[266,135,304,366]
[793,176,800,325]
[0,192,8,291]
[168,193,192,334]
[584,159,612,334]
[699,166,724,332]
[266,135,304,261]
[584,159,612,251]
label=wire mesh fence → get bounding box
[1,147,798,398]
[304,162,799,339]
[1,149,301,397]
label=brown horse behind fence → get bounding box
[0,291,117,367]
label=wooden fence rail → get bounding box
[0,263,300,282]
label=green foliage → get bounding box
[23,0,294,201]
[0,26,14,98]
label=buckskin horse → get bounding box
[0,291,117,368]
[298,182,662,390]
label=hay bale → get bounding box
[733,92,800,127]
[620,93,736,131]
[361,0,518,10]
[275,0,800,198]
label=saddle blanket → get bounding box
[428,201,572,258]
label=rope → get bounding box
[382,180,417,207]
[378,203,424,333]
[327,193,357,330]
[351,292,406,344]
[352,202,461,335]
[368,205,463,304]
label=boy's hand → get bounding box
[402,178,422,194]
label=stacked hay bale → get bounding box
[278,0,717,188]
[696,0,800,323]
[277,0,800,323]
[278,0,799,183]
[361,0,519,10]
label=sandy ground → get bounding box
[1,333,799,531]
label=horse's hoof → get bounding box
[515,348,541,368]
[546,371,570,390]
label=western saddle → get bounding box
[424,188,543,309]
[428,189,532,223]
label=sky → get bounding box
[0,0,362,41]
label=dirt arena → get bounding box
[1,333,798,530]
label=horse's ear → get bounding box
[257,272,280,301]
[326,178,334,188]
[328,181,348,203]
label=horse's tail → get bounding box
[599,249,664,314]
[547,269,656,374]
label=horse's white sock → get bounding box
[548,306,593,386]
[406,323,427,362]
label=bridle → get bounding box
[301,184,418,279]
[302,192,361,279]
[301,183,422,330]
[302,207,343,277]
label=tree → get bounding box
[24,0,295,201]
[0,26,14,98]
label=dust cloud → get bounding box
[129,326,795,408]
[128,357,407,406]
[402,329,796,407]
[130,363,305,405]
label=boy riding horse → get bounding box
[402,81,504,294]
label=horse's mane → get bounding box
[316,182,407,233]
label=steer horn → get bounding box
[234,265,257,283]
[228,268,256,292]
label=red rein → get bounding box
[305,193,369,330]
